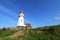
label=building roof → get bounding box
[20,11,24,13]
[26,23,31,27]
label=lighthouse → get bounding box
[17,11,25,29]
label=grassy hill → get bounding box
[0,29,18,40]
[30,24,60,40]
[0,24,60,40]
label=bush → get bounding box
[3,27,5,30]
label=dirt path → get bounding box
[9,30,24,38]
[0,37,2,40]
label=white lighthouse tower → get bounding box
[17,11,25,29]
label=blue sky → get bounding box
[0,0,60,28]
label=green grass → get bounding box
[0,24,60,40]
[0,30,18,38]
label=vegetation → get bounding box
[0,24,60,40]
[0,28,18,39]
[28,24,60,40]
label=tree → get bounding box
[3,27,5,30]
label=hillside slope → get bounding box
[0,24,60,40]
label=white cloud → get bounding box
[54,17,60,20]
